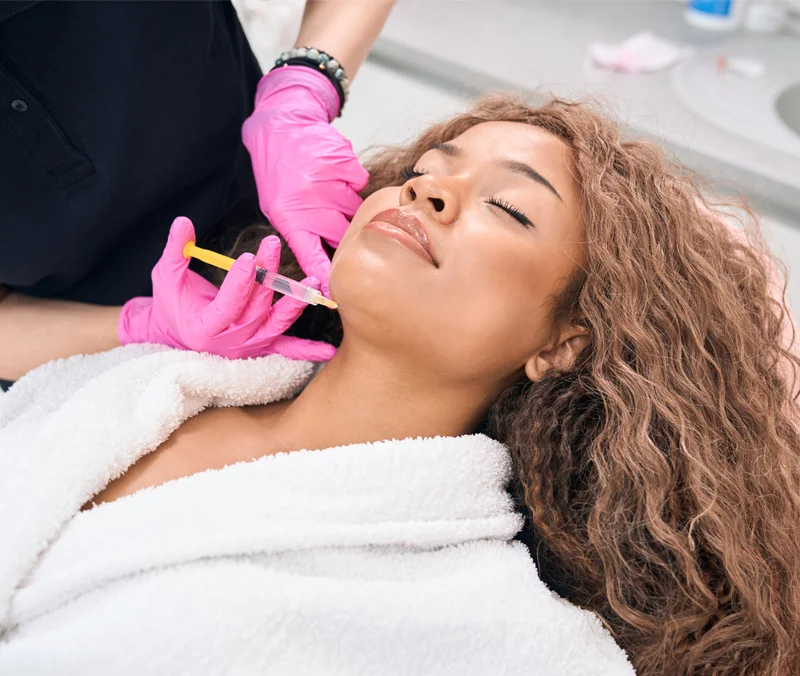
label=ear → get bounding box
[524,324,590,382]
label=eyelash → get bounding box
[400,167,428,181]
[487,196,533,228]
[400,166,534,229]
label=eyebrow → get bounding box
[431,142,562,201]
[499,159,562,201]
[431,142,462,157]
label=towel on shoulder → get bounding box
[0,345,634,675]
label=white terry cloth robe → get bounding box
[0,345,635,675]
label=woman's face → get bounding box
[329,121,584,386]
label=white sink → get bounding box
[671,36,800,159]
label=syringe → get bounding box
[183,241,338,310]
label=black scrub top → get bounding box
[0,0,263,305]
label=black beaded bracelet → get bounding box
[271,47,350,116]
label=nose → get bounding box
[400,175,459,226]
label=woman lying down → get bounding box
[2,94,800,676]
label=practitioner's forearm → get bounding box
[0,293,121,380]
[294,0,395,80]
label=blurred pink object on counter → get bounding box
[589,31,692,74]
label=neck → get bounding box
[269,340,493,453]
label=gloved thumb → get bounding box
[161,217,197,275]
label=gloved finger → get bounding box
[264,275,320,335]
[345,159,370,192]
[117,297,155,346]
[319,210,357,249]
[160,217,196,275]
[320,181,364,221]
[283,208,353,251]
[258,234,283,272]
[324,145,370,191]
[283,230,332,287]
[237,235,281,326]
[199,253,257,336]
[315,130,368,182]
[268,335,337,362]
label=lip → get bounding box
[365,208,438,266]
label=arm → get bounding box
[0,292,121,381]
[294,0,395,79]
[243,1,393,289]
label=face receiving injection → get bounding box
[183,241,338,310]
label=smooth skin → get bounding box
[90,122,590,508]
[0,0,395,382]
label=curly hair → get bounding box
[228,94,800,675]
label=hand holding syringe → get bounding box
[118,217,337,362]
[183,241,338,310]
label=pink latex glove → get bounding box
[118,217,336,361]
[242,66,369,295]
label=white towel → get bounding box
[0,346,634,675]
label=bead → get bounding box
[272,46,347,113]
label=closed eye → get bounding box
[487,196,534,228]
[400,167,428,181]
[402,167,534,229]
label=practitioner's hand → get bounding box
[118,217,336,361]
[242,66,369,295]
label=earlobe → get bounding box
[524,355,549,383]
[524,327,590,382]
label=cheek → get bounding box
[430,235,570,375]
[435,282,549,377]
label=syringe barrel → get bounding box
[255,267,318,304]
